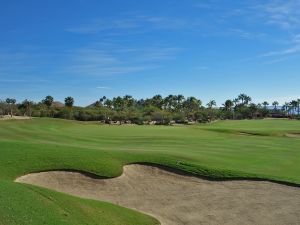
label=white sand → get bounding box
[0,115,31,120]
[16,164,300,225]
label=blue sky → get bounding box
[1,0,300,106]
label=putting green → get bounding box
[0,118,300,225]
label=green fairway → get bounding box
[0,118,300,225]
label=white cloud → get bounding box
[61,44,180,77]
[262,57,290,64]
[96,86,110,89]
[194,3,212,9]
[227,28,266,39]
[0,79,27,83]
[259,33,300,62]
[66,15,188,34]
[255,0,300,29]
[66,18,140,34]
[261,44,300,57]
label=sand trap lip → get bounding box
[0,116,31,120]
[15,164,300,225]
[286,133,300,138]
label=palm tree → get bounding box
[123,95,134,108]
[249,103,258,118]
[22,99,33,117]
[223,100,233,111]
[164,95,176,111]
[206,100,216,109]
[297,99,300,116]
[112,97,123,111]
[238,94,246,105]
[104,99,113,109]
[262,101,269,109]
[151,95,163,109]
[288,104,293,116]
[232,98,240,119]
[65,97,74,107]
[176,94,185,111]
[282,102,290,116]
[0,100,4,116]
[223,99,234,119]
[245,96,252,105]
[183,97,201,113]
[290,100,298,117]
[5,98,16,117]
[42,96,54,108]
[233,98,239,106]
[99,96,107,106]
[272,101,279,110]
[238,94,251,105]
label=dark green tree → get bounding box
[65,97,74,107]
[42,96,54,108]
[238,94,251,105]
[249,103,258,118]
[272,101,279,110]
[223,100,234,111]
[290,100,298,117]
[183,97,201,113]
[262,101,269,109]
[206,100,216,109]
[297,99,300,116]
[6,98,16,117]
[22,99,34,117]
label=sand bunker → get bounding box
[16,165,300,225]
[286,133,300,138]
[0,115,31,120]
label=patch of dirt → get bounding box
[15,165,300,225]
[286,133,300,138]
[0,115,31,120]
[239,132,263,136]
[239,132,254,136]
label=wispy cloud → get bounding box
[194,66,208,70]
[66,15,188,34]
[227,28,266,39]
[262,57,290,64]
[0,42,182,80]
[0,79,49,83]
[0,79,27,83]
[96,86,111,89]
[194,3,212,9]
[61,44,181,77]
[66,18,140,34]
[259,33,300,62]
[137,47,183,61]
[261,45,300,57]
[233,3,300,65]
[255,0,300,29]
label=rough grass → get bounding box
[0,181,159,225]
[0,118,300,224]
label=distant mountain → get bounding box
[52,101,64,108]
[86,101,101,108]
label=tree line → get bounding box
[1,94,299,124]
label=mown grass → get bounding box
[0,118,300,224]
[0,181,159,225]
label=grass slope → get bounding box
[0,118,300,224]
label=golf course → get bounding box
[2,0,300,224]
[1,118,300,224]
